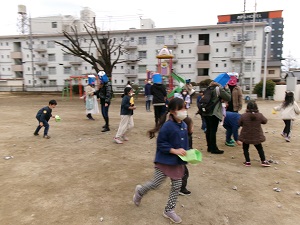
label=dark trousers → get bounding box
[242,143,266,162]
[146,100,151,111]
[181,165,189,191]
[201,115,207,131]
[154,105,165,125]
[34,119,49,135]
[101,103,110,127]
[283,120,291,137]
[223,124,233,142]
[204,115,220,152]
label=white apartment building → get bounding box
[0,13,267,92]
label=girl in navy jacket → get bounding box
[133,98,189,224]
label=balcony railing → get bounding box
[34,44,47,52]
[11,52,23,59]
[125,55,139,63]
[35,58,48,65]
[35,71,48,79]
[124,40,138,49]
[230,52,243,61]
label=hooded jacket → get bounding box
[150,83,167,105]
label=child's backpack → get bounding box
[197,86,220,115]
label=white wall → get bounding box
[274,84,300,101]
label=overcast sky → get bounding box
[0,0,298,61]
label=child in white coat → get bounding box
[274,91,300,142]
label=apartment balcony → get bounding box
[34,44,47,52]
[11,65,23,72]
[125,55,139,63]
[69,56,83,65]
[11,51,23,59]
[197,45,211,54]
[164,39,178,48]
[124,40,138,49]
[197,61,210,68]
[231,36,243,45]
[230,52,243,61]
[124,69,138,78]
[36,71,48,79]
[35,58,48,66]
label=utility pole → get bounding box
[249,0,257,97]
[29,15,35,87]
[240,0,246,88]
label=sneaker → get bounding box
[243,162,251,167]
[33,133,39,136]
[261,160,271,167]
[163,210,182,224]
[121,135,129,141]
[225,141,235,147]
[113,137,123,144]
[229,139,235,144]
[43,135,51,139]
[133,185,142,206]
[281,132,286,138]
[101,127,110,132]
[285,137,290,142]
[179,189,191,196]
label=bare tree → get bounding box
[55,19,139,77]
[282,52,297,72]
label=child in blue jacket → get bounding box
[133,98,189,224]
[223,111,242,147]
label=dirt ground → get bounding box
[0,92,299,225]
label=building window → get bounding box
[225,33,228,37]
[114,66,117,69]
[216,64,218,68]
[63,54,71,61]
[181,64,184,68]
[245,47,256,56]
[138,51,147,59]
[114,79,117,84]
[181,50,184,54]
[48,67,56,74]
[189,64,191,68]
[189,34,192,38]
[245,63,255,72]
[47,40,55,48]
[156,36,165,44]
[49,80,57,86]
[121,79,124,83]
[224,63,227,67]
[181,35,184,39]
[224,48,227,52]
[138,65,147,73]
[64,67,71,74]
[216,48,219,53]
[216,33,219,37]
[52,22,57,28]
[48,54,55,61]
[269,70,275,74]
[121,66,123,69]
[189,49,192,53]
[138,37,147,45]
[63,40,70,46]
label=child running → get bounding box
[33,100,57,139]
[133,98,189,224]
[238,101,270,167]
[273,91,300,142]
[113,87,136,144]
